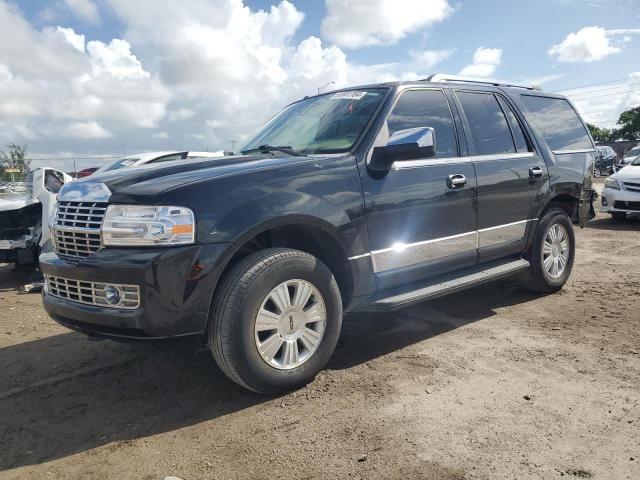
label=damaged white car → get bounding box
[0,168,72,269]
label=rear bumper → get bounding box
[40,243,231,339]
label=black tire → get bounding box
[519,208,575,293]
[611,212,627,221]
[208,248,342,394]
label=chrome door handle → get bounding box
[447,174,466,189]
[529,166,544,178]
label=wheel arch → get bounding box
[207,215,356,320]
[539,193,580,222]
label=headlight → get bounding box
[102,205,195,246]
[604,178,621,190]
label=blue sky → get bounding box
[1,0,639,169]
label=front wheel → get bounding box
[209,248,342,394]
[519,208,575,293]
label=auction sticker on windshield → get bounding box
[330,91,368,100]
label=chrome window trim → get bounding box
[367,86,461,168]
[552,148,596,155]
[392,151,535,170]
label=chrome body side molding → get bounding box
[350,219,537,273]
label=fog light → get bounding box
[104,285,122,305]
[601,197,608,207]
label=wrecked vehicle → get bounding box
[0,168,72,269]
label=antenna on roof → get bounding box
[423,73,542,91]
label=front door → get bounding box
[360,88,478,291]
[453,90,547,262]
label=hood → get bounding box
[57,153,317,202]
[613,164,640,180]
[0,191,34,212]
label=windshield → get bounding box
[96,157,139,173]
[632,156,640,166]
[627,147,640,157]
[242,88,387,154]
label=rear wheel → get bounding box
[209,248,342,394]
[519,208,575,293]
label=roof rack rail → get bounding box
[423,74,542,91]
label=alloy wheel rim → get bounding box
[254,279,326,370]
[542,223,570,279]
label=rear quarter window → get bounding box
[520,95,593,152]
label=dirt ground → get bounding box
[1,183,639,480]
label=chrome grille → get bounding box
[45,275,140,309]
[54,201,107,260]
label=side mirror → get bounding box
[370,127,436,171]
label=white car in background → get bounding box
[0,168,72,268]
[95,150,225,174]
[601,156,640,220]
[615,146,640,171]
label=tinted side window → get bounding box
[457,91,515,155]
[497,96,529,153]
[520,95,592,151]
[387,90,457,158]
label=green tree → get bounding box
[0,143,31,174]
[586,123,615,143]
[616,106,640,141]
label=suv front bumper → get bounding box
[40,243,231,339]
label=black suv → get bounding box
[41,74,596,393]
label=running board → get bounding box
[369,258,530,311]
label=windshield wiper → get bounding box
[240,144,305,156]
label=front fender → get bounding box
[208,191,355,247]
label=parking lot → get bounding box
[1,188,639,479]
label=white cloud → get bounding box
[321,0,453,48]
[459,47,502,77]
[520,74,566,88]
[0,0,446,160]
[0,1,169,150]
[560,72,640,129]
[87,39,150,79]
[409,49,455,73]
[65,121,112,139]
[57,26,85,52]
[548,26,640,63]
[167,108,195,121]
[64,0,101,25]
[0,63,12,84]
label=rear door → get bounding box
[361,88,477,291]
[454,90,546,262]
